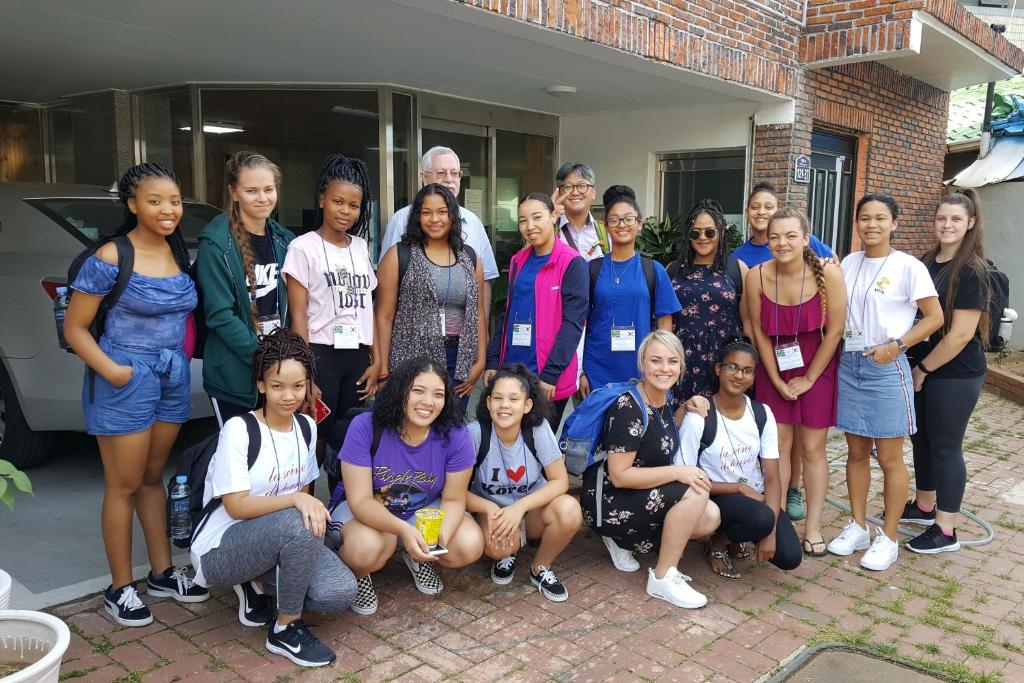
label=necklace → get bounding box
[400,426,430,447]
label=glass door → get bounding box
[807,130,856,257]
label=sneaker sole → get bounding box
[826,540,871,556]
[906,540,961,555]
[350,601,378,616]
[401,554,443,595]
[104,600,154,628]
[530,577,568,603]
[645,586,706,609]
[232,584,271,627]
[899,517,936,526]
[265,641,335,667]
[145,585,211,603]
[859,555,898,571]
[490,572,515,586]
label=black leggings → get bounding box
[311,344,372,437]
[713,493,802,571]
[910,374,985,514]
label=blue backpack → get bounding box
[559,380,649,477]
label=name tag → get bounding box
[511,323,532,347]
[610,326,636,352]
[258,314,281,337]
[775,342,804,371]
[844,330,866,352]
[333,324,359,349]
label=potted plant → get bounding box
[0,459,32,609]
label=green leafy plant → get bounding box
[0,459,33,510]
[636,215,682,266]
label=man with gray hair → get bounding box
[553,162,607,262]
[380,146,498,311]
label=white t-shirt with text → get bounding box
[841,249,937,349]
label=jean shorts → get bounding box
[836,351,916,438]
[83,339,191,436]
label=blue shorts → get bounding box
[836,351,916,438]
[83,339,191,436]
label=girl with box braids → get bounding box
[117,163,191,275]
[313,154,372,237]
[678,199,730,277]
[251,327,317,406]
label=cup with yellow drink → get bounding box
[415,508,446,553]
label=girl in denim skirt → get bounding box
[64,163,209,627]
[826,194,943,571]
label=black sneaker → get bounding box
[530,565,568,603]
[104,584,153,627]
[233,582,274,627]
[891,500,936,526]
[146,566,210,603]
[265,620,336,667]
[906,524,960,554]
[490,555,517,586]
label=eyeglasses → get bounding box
[689,228,718,240]
[558,182,594,195]
[428,169,462,179]
[721,362,755,378]
[606,215,639,228]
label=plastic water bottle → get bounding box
[53,286,70,349]
[169,476,192,541]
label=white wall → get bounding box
[557,101,760,214]
[977,182,1023,348]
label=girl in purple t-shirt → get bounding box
[330,357,483,615]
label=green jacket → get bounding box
[196,213,295,408]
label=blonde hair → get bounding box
[637,330,686,376]
[769,207,828,336]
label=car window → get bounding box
[24,197,222,246]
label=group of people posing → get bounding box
[62,148,991,668]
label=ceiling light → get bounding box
[179,122,245,134]
[331,105,379,119]
[544,85,577,98]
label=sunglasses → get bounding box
[689,228,718,240]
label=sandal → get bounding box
[705,541,742,580]
[802,538,828,557]
[727,542,752,560]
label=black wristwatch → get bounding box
[890,338,908,355]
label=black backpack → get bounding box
[168,412,313,549]
[666,254,744,298]
[186,257,209,359]
[588,256,657,312]
[987,260,1011,351]
[696,400,768,468]
[325,407,382,507]
[63,235,134,354]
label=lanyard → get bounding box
[774,261,806,346]
[319,230,358,317]
[267,414,303,495]
[844,248,892,332]
[607,255,638,329]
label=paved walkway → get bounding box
[51,391,1024,682]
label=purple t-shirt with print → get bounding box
[335,412,475,520]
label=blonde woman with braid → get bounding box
[197,152,295,426]
[746,208,846,557]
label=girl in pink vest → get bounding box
[485,193,589,432]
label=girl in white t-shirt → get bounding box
[678,339,801,580]
[189,329,356,668]
[283,155,378,472]
[828,194,943,572]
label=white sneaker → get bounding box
[859,528,899,571]
[826,519,871,556]
[645,567,707,609]
[602,536,639,572]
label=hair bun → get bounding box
[602,184,636,207]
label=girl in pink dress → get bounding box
[745,208,847,556]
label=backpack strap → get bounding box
[475,421,492,470]
[239,412,263,469]
[560,225,579,253]
[87,236,135,403]
[297,414,313,450]
[666,259,680,281]
[588,257,604,305]
[697,408,717,470]
[640,256,656,312]
[369,422,384,460]
[750,399,768,439]
[463,244,478,269]
[725,255,743,298]
[397,242,411,283]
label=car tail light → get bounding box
[41,278,67,301]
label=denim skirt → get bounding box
[836,351,916,438]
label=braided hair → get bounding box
[225,151,282,330]
[768,207,828,337]
[250,328,316,408]
[679,199,729,277]
[116,163,190,274]
[475,364,551,431]
[372,355,465,447]
[313,154,372,237]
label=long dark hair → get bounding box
[401,183,464,252]
[475,364,551,431]
[250,328,317,409]
[116,163,190,275]
[679,198,730,276]
[372,356,465,446]
[922,189,991,344]
[313,154,372,237]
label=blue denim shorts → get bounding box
[836,351,916,438]
[83,339,191,436]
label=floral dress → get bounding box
[671,263,742,404]
[581,393,688,554]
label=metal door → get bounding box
[807,131,856,257]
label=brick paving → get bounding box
[51,391,1024,682]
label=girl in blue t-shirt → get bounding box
[579,186,681,398]
[466,365,583,602]
[331,357,483,615]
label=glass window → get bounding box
[658,150,746,226]
[50,93,121,185]
[199,89,380,239]
[0,104,44,182]
[138,90,195,196]
[494,130,554,272]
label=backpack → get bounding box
[168,412,313,549]
[63,235,134,354]
[986,260,1012,351]
[696,400,767,469]
[559,380,648,477]
[588,256,657,313]
[474,421,541,473]
[326,407,383,509]
[186,258,208,359]
[666,254,744,298]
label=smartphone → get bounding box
[314,397,331,424]
[426,544,449,556]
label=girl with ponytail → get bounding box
[746,208,846,558]
[196,151,295,425]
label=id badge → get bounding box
[775,342,804,371]
[610,326,636,352]
[258,314,281,337]
[844,330,866,352]
[439,310,446,336]
[511,323,532,347]
[333,324,359,349]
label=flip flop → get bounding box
[705,542,742,579]
[728,542,752,560]
[802,538,828,557]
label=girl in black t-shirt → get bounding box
[905,190,991,554]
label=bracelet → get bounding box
[918,363,933,375]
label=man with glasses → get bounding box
[553,162,607,262]
[381,146,499,311]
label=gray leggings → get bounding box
[200,508,356,616]
[910,374,985,514]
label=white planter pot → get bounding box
[0,611,70,683]
[0,571,10,610]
